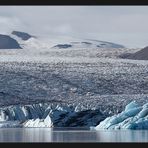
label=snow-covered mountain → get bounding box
[11,31,125,49]
[95,101,148,130]
[0,31,125,51]
[1,30,137,60]
[51,39,125,49]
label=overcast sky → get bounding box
[0,6,148,48]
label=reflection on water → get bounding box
[0,128,148,142]
[0,128,52,142]
[96,130,148,142]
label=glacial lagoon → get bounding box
[0,128,148,142]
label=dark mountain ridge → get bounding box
[0,34,22,49]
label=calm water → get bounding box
[0,128,148,142]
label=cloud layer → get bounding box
[0,6,148,47]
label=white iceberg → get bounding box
[95,101,148,130]
[23,115,53,128]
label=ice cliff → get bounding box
[0,103,106,128]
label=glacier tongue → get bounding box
[95,101,148,130]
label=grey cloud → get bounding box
[0,6,148,47]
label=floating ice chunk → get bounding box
[23,115,53,127]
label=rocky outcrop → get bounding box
[12,31,33,41]
[127,46,148,60]
[0,34,22,49]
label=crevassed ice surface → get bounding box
[0,33,148,128]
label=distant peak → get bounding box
[11,31,35,41]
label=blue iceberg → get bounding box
[95,101,148,130]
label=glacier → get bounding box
[0,31,148,129]
[95,101,148,130]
